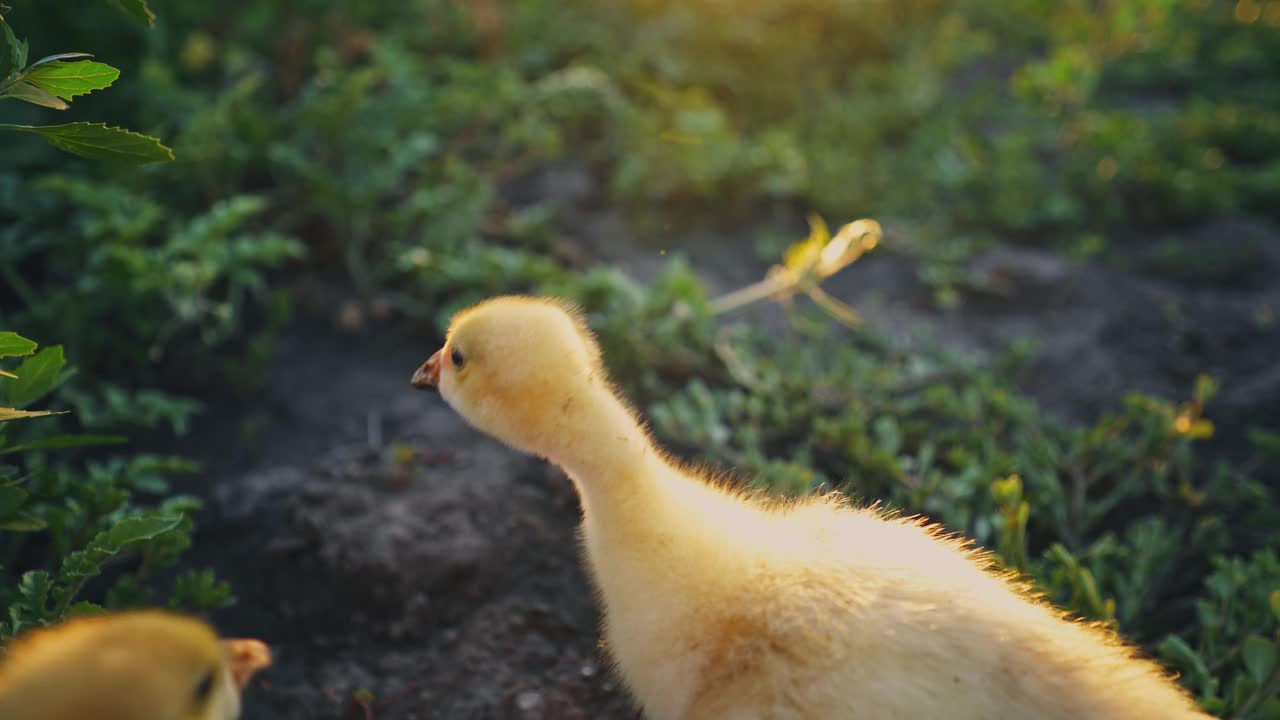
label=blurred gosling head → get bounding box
[0,610,272,720]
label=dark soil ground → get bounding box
[179,192,1280,719]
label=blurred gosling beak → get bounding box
[411,350,442,390]
[222,638,273,690]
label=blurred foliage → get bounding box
[0,334,231,642]
[0,2,231,646]
[1,0,1278,715]
[7,0,1278,345]
[572,0,1280,243]
[4,182,302,377]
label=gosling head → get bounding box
[0,610,272,720]
[411,296,606,458]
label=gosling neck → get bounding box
[544,381,664,518]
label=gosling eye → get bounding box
[192,668,215,704]
[450,348,465,369]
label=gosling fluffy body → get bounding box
[0,610,271,720]
[417,295,1209,720]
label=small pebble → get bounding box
[516,690,543,711]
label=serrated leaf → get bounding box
[2,81,68,109]
[106,513,184,546]
[18,570,52,608]
[7,345,64,408]
[25,52,93,71]
[110,0,155,27]
[0,332,36,358]
[58,513,183,583]
[170,569,235,612]
[65,601,105,618]
[0,434,127,455]
[0,122,174,163]
[0,407,64,422]
[22,61,118,100]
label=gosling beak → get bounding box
[411,350,442,391]
[221,638,273,690]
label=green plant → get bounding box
[1161,552,1280,718]
[0,1,171,163]
[0,333,230,639]
[1,179,303,381]
[0,2,306,391]
[0,0,233,640]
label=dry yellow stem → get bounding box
[710,216,882,327]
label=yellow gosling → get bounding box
[411,295,1210,720]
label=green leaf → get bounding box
[1194,374,1219,405]
[58,513,183,583]
[104,513,184,547]
[0,484,26,518]
[1201,696,1226,716]
[0,512,46,531]
[25,53,92,71]
[17,571,52,614]
[0,122,174,163]
[1159,634,1211,684]
[22,61,119,100]
[0,16,19,83]
[0,434,127,455]
[1251,428,1280,458]
[170,569,235,612]
[0,333,36,358]
[1244,634,1278,686]
[110,0,155,27]
[1233,675,1258,711]
[1,81,68,109]
[65,601,105,618]
[0,408,64,422]
[1271,589,1280,623]
[7,345,64,408]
